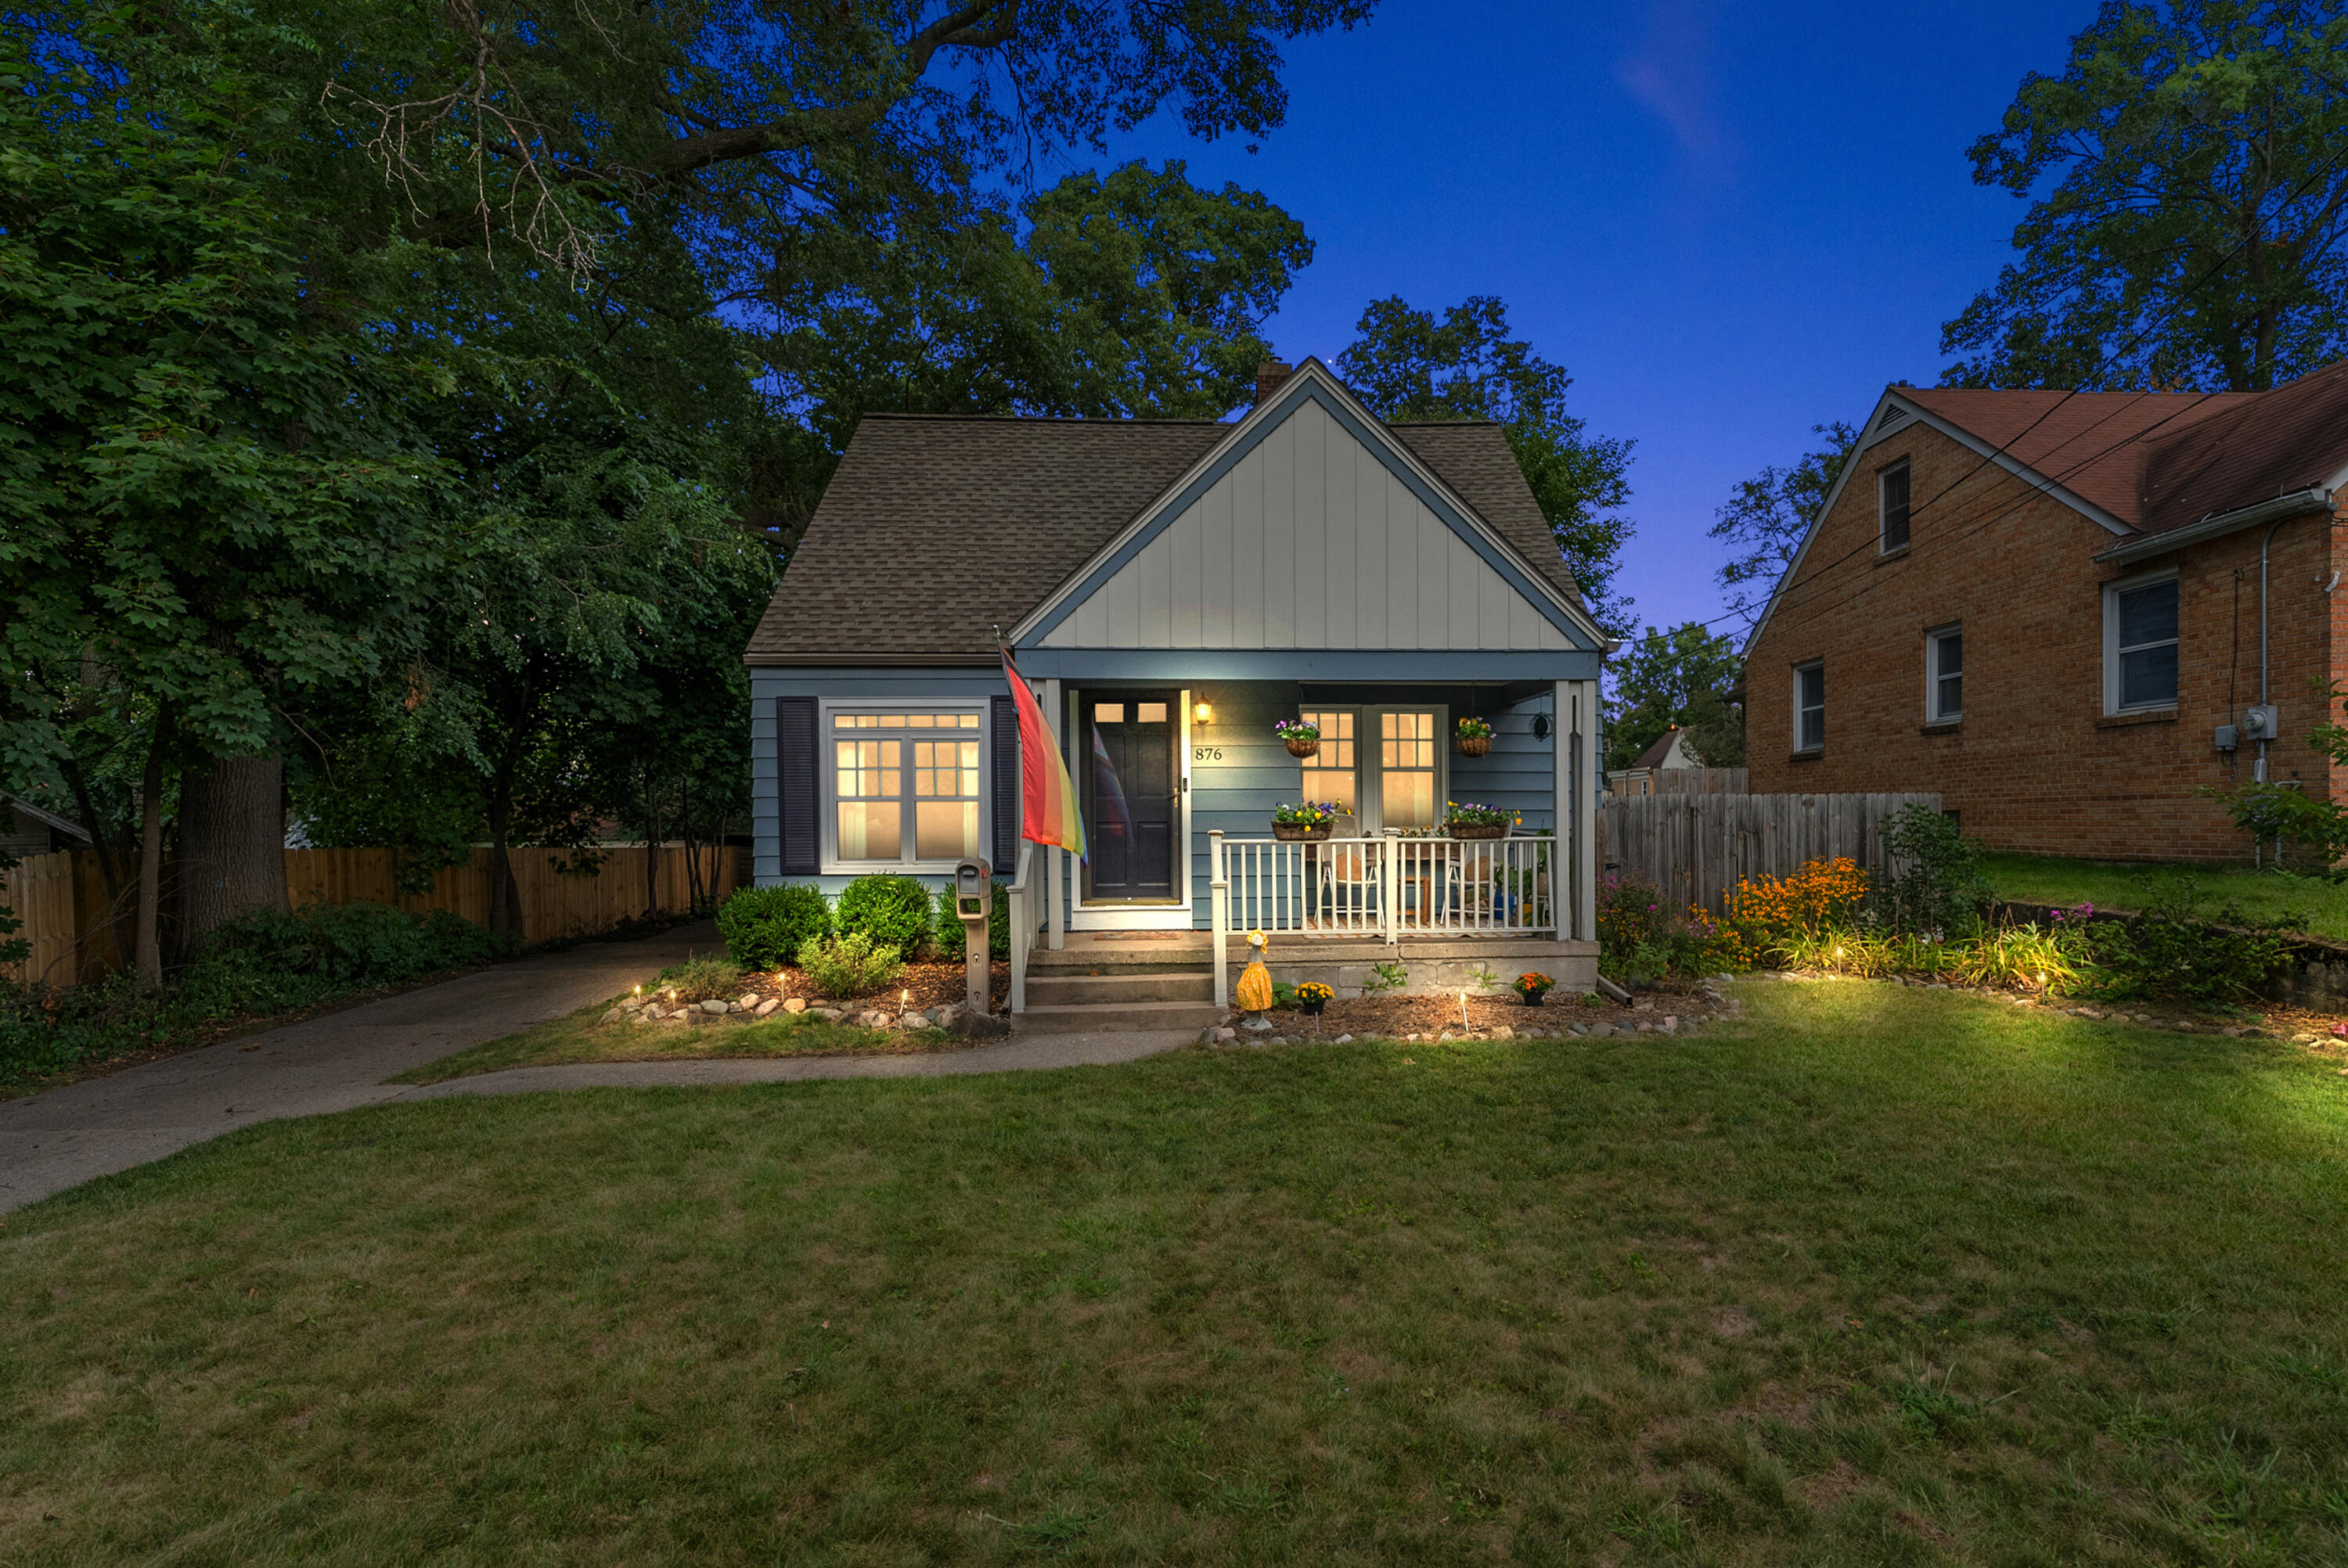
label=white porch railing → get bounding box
[1208,830,1557,1007]
[1006,840,1035,1014]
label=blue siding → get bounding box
[1187,682,1305,926]
[747,667,1012,886]
[1448,689,1558,832]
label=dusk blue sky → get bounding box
[1093,0,2098,641]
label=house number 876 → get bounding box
[1192,746,1223,761]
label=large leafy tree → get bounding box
[0,39,453,979]
[1710,421,1859,630]
[1605,623,1745,772]
[1336,296,1638,634]
[1943,2,2348,391]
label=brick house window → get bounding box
[2104,574,2178,713]
[1927,624,1962,722]
[1794,662,1825,752]
[1878,460,1911,553]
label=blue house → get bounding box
[744,358,1612,1024]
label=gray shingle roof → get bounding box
[744,413,1581,664]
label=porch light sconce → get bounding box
[1194,699,1214,725]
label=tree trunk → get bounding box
[642,764,661,917]
[484,742,524,943]
[133,713,171,989]
[62,757,133,969]
[172,752,289,958]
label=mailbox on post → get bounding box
[953,858,992,1016]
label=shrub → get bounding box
[1597,874,1738,984]
[718,884,831,969]
[654,956,747,1002]
[2081,878,2303,1002]
[1725,857,1871,947]
[1,901,510,1089]
[1878,805,1992,938]
[795,932,904,999]
[835,873,935,958]
[931,886,1010,962]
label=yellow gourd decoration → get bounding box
[1235,927,1274,1014]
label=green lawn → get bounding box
[1984,851,2348,941]
[386,1002,959,1084]
[5,983,2348,1565]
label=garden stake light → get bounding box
[1460,991,1469,1032]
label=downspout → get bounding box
[2258,516,2287,784]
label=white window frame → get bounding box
[1290,704,1449,835]
[2103,570,2180,715]
[818,699,992,875]
[1925,623,1962,725]
[1878,459,1912,554]
[1793,661,1824,753]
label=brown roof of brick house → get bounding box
[744,413,1583,664]
[1900,359,2348,538]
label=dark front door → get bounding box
[1083,692,1178,901]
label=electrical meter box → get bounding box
[2242,705,2281,743]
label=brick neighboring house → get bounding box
[1744,361,2348,861]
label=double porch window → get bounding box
[1299,708,1444,833]
[832,710,985,865]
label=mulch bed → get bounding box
[752,960,1009,1013]
[1228,981,1724,1040]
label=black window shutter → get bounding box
[776,696,819,876]
[992,694,1019,875]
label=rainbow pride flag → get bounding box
[1002,649,1087,861]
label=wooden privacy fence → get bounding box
[1599,792,1943,916]
[3,843,742,991]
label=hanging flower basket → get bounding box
[1285,736,1320,757]
[1456,735,1491,757]
[1273,801,1345,840]
[1445,800,1513,840]
[1274,719,1320,757]
[1273,821,1334,841]
[1449,821,1507,839]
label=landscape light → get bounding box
[1459,990,1469,1031]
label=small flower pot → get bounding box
[1273,821,1334,841]
[1284,735,1320,757]
[1448,822,1507,840]
[1302,998,1327,1016]
[1520,991,1547,1007]
[1456,735,1492,757]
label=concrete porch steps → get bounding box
[1013,956,1221,1034]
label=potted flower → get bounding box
[1456,715,1493,757]
[1514,972,1555,1006]
[1295,980,1333,1016]
[1272,800,1345,840]
[1443,800,1514,840]
[1275,717,1321,757]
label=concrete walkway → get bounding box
[0,923,1194,1213]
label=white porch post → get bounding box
[1043,678,1065,949]
[1569,680,1600,944]
[1209,829,1229,1009]
[1554,681,1570,940]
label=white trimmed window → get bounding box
[1379,710,1440,829]
[1299,710,1359,820]
[828,709,985,866]
[2104,573,2179,714]
[1294,707,1444,832]
[1927,624,1963,723]
[1794,662,1825,752]
[1879,459,1912,552]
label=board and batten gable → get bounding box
[1037,397,1576,653]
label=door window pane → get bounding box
[1380,711,1438,829]
[1299,710,1357,820]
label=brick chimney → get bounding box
[1254,361,1294,405]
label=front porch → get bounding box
[1025,926,1596,1005]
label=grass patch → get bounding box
[387,1003,960,1084]
[5,982,2348,1563]
[1986,851,2348,940]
